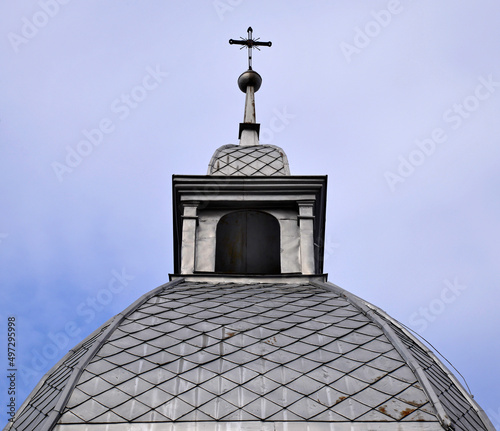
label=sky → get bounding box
[1,0,499,427]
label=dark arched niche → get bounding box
[215,210,280,274]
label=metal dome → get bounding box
[207,144,290,176]
[5,279,495,430]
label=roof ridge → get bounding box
[363,300,497,431]
[313,280,453,430]
[34,278,185,431]
[3,321,112,431]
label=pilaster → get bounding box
[298,200,315,275]
[180,202,199,274]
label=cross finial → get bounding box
[229,27,272,70]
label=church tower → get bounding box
[5,28,495,431]
[172,27,326,281]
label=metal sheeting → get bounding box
[56,282,437,424]
[207,145,290,176]
[4,325,109,431]
[52,421,446,431]
[7,280,494,430]
[387,320,492,431]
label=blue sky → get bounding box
[1,0,499,426]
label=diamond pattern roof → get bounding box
[6,280,494,430]
[58,282,437,424]
[207,144,290,176]
[7,324,109,431]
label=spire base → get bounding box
[238,123,260,139]
[239,128,260,146]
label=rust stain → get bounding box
[378,406,387,414]
[400,408,415,418]
[264,336,278,345]
[224,331,236,338]
[335,396,347,404]
[405,400,425,408]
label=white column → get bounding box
[180,202,199,274]
[194,210,219,272]
[298,201,315,275]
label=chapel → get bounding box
[5,28,495,431]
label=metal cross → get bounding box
[229,27,272,70]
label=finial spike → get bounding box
[229,28,271,146]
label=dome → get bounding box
[6,279,494,430]
[208,144,290,176]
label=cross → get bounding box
[229,27,272,70]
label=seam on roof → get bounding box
[39,278,185,431]
[207,144,234,174]
[313,280,453,430]
[361,298,497,431]
[3,318,114,431]
[267,144,291,175]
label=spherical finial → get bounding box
[238,69,262,93]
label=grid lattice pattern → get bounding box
[208,145,290,176]
[57,282,437,424]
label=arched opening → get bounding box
[215,210,280,274]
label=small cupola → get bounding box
[172,28,327,279]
